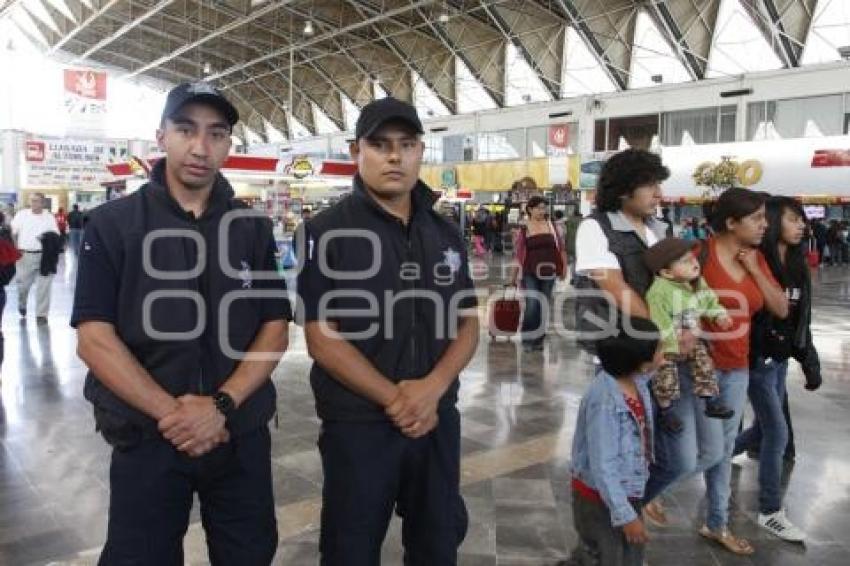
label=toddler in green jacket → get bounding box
[644,238,734,433]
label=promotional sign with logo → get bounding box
[441,167,458,189]
[548,124,569,151]
[25,138,129,189]
[661,136,850,197]
[63,69,108,136]
[285,157,315,179]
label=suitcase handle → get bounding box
[501,284,518,300]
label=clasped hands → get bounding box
[158,395,229,458]
[385,376,446,439]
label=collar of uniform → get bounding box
[148,158,235,219]
[351,173,436,223]
[606,211,668,240]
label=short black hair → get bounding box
[596,317,660,377]
[704,188,767,233]
[554,210,565,220]
[526,196,548,212]
[596,149,670,213]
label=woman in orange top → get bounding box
[697,189,788,555]
[643,189,788,554]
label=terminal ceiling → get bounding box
[0,0,823,141]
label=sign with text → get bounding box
[25,139,129,189]
[63,69,108,137]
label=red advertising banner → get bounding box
[548,124,569,149]
[63,69,107,100]
[25,141,45,162]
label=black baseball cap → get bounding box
[161,81,239,128]
[355,97,424,140]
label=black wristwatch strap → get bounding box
[213,391,236,419]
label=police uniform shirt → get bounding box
[71,160,292,435]
[297,175,477,422]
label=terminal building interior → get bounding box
[2,0,850,564]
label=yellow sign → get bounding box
[421,158,549,192]
[287,157,314,179]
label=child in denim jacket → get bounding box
[570,317,664,566]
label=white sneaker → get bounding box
[758,509,806,542]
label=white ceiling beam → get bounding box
[48,0,120,53]
[71,0,175,63]
[122,0,295,79]
[203,0,435,83]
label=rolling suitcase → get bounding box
[489,287,521,339]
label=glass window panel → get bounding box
[719,111,737,142]
[443,134,465,162]
[774,95,843,138]
[747,101,767,140]
[750,95,842,140]
[527,126,548,158]
[608,114,659,150]
[660,107,719,146]
[423,135,444,164]
[594,119,607,152]
[477,129,524,161]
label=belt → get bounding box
[22,250,42,253]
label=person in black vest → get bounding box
[67,204,85,255]
[573,148,675,352]
[72,82,291,565]
[297,97,479,565]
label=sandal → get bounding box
[698,524,755,555]
[643,499,669,527]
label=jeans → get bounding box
[520,272,555,346]
[644,363,725,503]
[571,495,644,566]
[734,359,789,514]
[737,390,796,459]
[704,368,750,530]
[69,228,83,255]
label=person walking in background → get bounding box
[472,205,490,256]
[564,208,582,279]
[11,192,59,324]
[509,196,567,352]
[812,219,827,266]
[695,189,787,554]
[55,206,68,249]
[0,212,21,375]
[680,218,696,241]
[734,196,821,542]
[826,220,842,266]
[67,204,85,255]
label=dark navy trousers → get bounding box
[99,426,277,566]
[318,407,468,566]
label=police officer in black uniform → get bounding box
[297,97,480,565]
[72,82,291,565]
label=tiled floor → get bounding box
[2,256,850,565]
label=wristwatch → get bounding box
[212,391,236,419]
